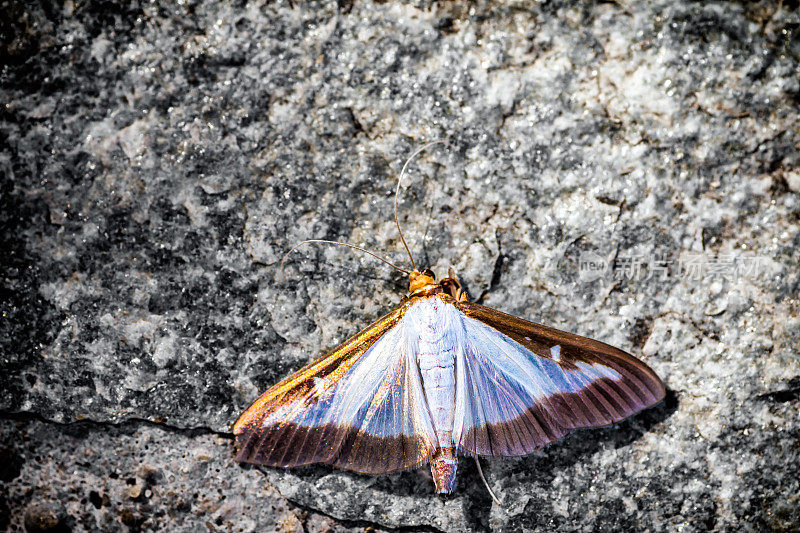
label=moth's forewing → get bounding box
[452,299,665,456]
[233,297,439,474]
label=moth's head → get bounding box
[408,268,468,300]
[409,268,437,296]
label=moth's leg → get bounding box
[446,267,470,302]
[474,457,502,506]
[439,276,461,299]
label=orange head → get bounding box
[409,269,438,296]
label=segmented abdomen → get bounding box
[418,343,456,446]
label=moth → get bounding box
[233,144,666,496]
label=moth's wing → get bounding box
[452,299,665,456]
[233,298,438,474]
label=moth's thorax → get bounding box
[408,296,451,339]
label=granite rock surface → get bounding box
[1,0,799,531]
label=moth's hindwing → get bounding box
[452,298,666,456]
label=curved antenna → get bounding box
[394,140,445,272]
[279,239,412,281]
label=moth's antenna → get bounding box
[474,457,502,507]
[279,239,412,281]
[394,140,445,272]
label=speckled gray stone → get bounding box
[1,0,799,531]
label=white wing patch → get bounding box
[313,376,326,396]
[550,344,561,361]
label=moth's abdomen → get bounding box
[418,344,457,444]
[410,296,460,494]
[418,344,458,494]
